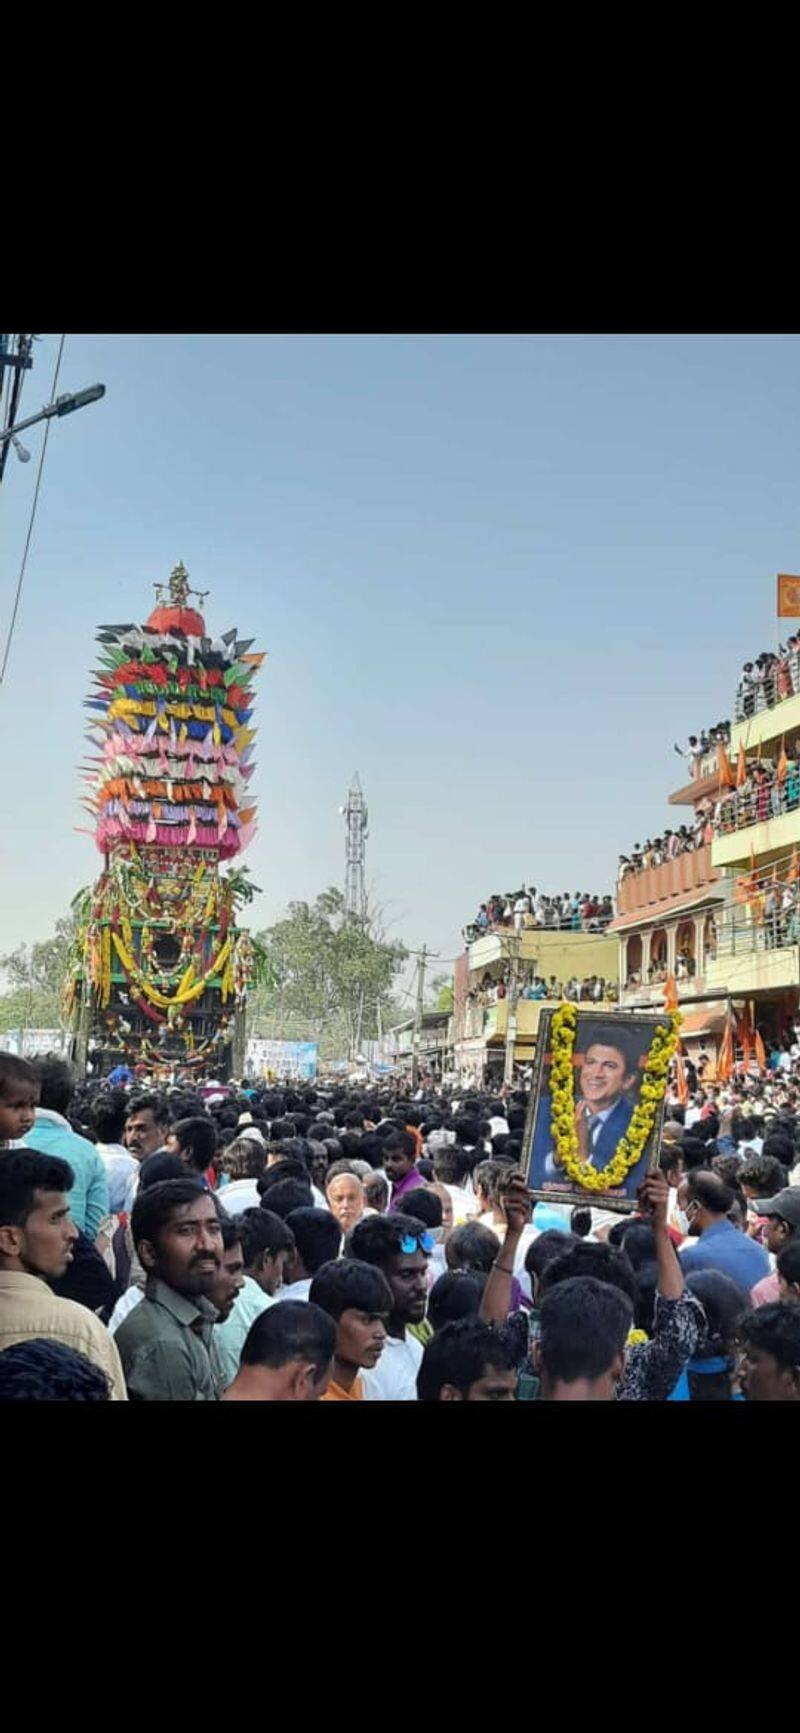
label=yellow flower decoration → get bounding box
[544,1004,681,1194]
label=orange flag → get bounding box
[789,845,799,883]
[754,1027,767,1070]
[674,1049,689,1105]
[716,1015,735,1082]
[717,740,736,789]
[736,743,747,788]
[663,973,679,1013]
[777,737,789,784]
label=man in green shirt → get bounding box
[116,1179,224,1401]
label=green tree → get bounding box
[0,912,79,1033]
[249,887,407,1059]
[427,972,454,1014]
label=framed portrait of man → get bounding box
[522,1009,668,1214]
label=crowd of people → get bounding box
[465,888,613,941]
[618,820,711,883]
[3,1046,800,1401]
[736,639,800,720]
[467,971,617,1009]
[713,751,800,838]
[673,720,731,767]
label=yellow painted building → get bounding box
[454,926,618,1080]
[703,668,800,1036]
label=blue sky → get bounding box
[2,332,800,984]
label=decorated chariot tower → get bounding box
[66,563,264,1079]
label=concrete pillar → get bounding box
[667,923,678,974]
[694,914,706,979]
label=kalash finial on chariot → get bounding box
[65,563,266,1082]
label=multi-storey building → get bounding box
[610,741,728,1063]
[703,654,800,1046]
[452,925,618,1084]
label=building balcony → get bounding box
[618,972,706,1008]
[704,945,800,996]
[482,998,618,1043]
[467,928,619,979]
[614,844,719,923]
[731,685,800,754]
[711,803,800,869]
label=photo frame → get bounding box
[521,1008,669,1214]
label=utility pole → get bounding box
[503,933,521,1088]
[411,943,439,1088]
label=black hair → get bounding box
[539,1240,637,1307]
[171,1116,217,1171]
[138,1152,188,1190]
[0,1149,73,1227]
[309,1257,393,1321]
[257,1159,311,1192]
[738,1301,800,1373]
[577,1023,641,1081]
[570,1207,592,1239]
[679,1135,709,1173]
[686,1170,735,1215]
[383,1129,416,1161]
[686,1269,751,1361]
[431,1146,471,1185]
[417,1158,435,1182]
[399,1188,442,1228]
[524,1229,579,1282]
[347,1212,428,1273]
[738,1153,789,1197]
[130,1177,209,1250]
[427,1270,486,1332]
[659,1143,685,1178]
[445,1221,501,1275]
[777,1240,800,1291]
[711,1153,743,1189]
[127,1091,169,1127]
[0,1052,37,1095]
[633,1262,658,1336]
[538,1277,633,1385]
[90,1090,129,1145]
[220,1218,243,1253]
[417,1318,517,1400]
[237,1207,295,1267]
[239,1300,336,1374]
[29,1054,75,1116]
[257,1178,314,1220]
[285,1207,342,1275]
[473,1159,505,1205]
[0,1339,110,1402]
[617,1222,657,1273]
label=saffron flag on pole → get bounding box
[754,1026,767,1071]
[777,737,789,784]
[777,574,800,617]
[736,742,747,788]
[717,740,736,789]
[789,845,800,883]
[716,1014,735,1083]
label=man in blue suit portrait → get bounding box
[532,1031,640,1192]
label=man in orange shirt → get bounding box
[310,1258,393,1401]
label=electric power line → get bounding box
[0,333,66,686]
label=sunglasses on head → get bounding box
[399,1230,436,1255]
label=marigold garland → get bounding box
[547,1002,681,1193]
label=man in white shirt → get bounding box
[273,1207,341,1305]
[347,1212,433,1399]
[91,1091,139,1214]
